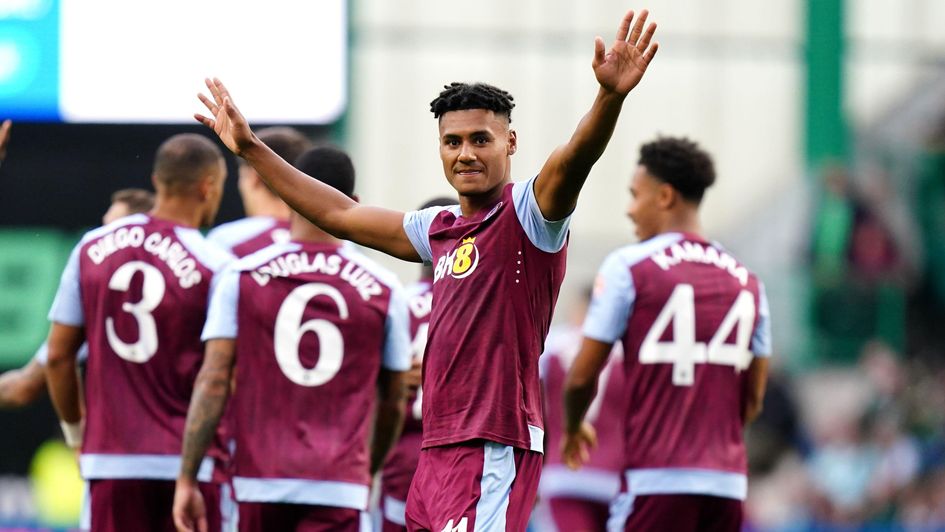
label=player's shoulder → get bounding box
[338,245,403,290]
[228,241,300,273]
[404,279,433,298]
[606,232,686,269]
[206,216,277,249]
[173,226,236,272]
[77,213,150,246]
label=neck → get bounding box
[458,182,506,217]
[660,209,703,238]
[244,193,290,220]
[150,196,205,228]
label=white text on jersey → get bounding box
[250,252,383,301]
[650,241,748,286]
[86,226,203,289]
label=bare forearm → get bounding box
[564,381,596,435]
[0,363,46,409]
[537,89,627,220]
[45,358,80,422]
[370,401,405,475]
[180,366,231,481]
[240,142,419,261]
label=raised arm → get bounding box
[195,79,421,262]
[534,9,659,221]
[174,338,236,532]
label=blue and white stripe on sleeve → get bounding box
[403,207,453,264]
[201,267,241,341]
[582,252,636,344]
[382,285,413,372]
[512,175,570,253]
[751,282,773,357]
[48,244,84,327]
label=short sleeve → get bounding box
[403,208,447,263]
[511,175,571,253]
[201,267,241,341]
[751,282,773,357]
[48,244,85,326]
[33,342,49,366]
[382,285,412,371]
[582,252,636,344]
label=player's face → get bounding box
[626,166,663,241]
[201,159,228,227]
[102,201,131,225]
[439,109,516,200]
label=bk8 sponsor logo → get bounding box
[433,237,480,283]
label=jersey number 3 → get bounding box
[274,283,348,387]
[640,284,755,386]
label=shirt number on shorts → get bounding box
[639,284,755,386]
[105,261,166,363]
[273,282,348,387]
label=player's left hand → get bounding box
[592,9,659,96]
[561,422,598,470]
[172,479,208,532]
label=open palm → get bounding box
[593,9,659,96]
[195,78,256,156]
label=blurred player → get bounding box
[0,119,11,167]
[195,9,658,530]
[562,137,772,532]
[0,198,154,407]
[207,127,313,257]
[379,196,458,532]
[45,133,232,532]
[538,286,625,531]
[173,146,411,532]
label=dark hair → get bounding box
[418,196,458,210]
[430,82,515,122]
[110,188,155,213]
[152,134,224,193]
[256,127,314,168]
[638,137,716,203]
[294,146,356,197]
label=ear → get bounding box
[198,175,213,199]
[507,129,517,156]
[657,182,676,209]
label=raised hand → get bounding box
[195,78,256,156]
[592,9,659,96]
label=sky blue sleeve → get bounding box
[201,267,240,341]
[48,244,84,326]
[582,252,636,344]
[382,285,413,371]
[402,208,447,263]
[751,282,773,357]
[511,175,571,253]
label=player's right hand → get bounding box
[172,479,208,532]
[195,78,257,157]
[405,359,423,391]
[561,422,598,470]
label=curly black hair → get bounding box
[638,137,716,203]
[430,82,515,122]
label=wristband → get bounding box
[60,420,83,449]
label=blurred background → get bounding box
[2,0,945,529]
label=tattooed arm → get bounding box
[173,339,235,532]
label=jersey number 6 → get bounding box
[274,282,349,387]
